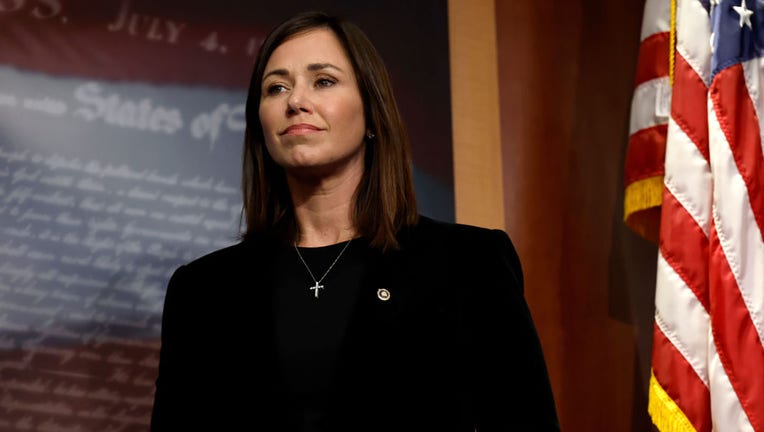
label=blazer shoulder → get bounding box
[412,215,514,250]
[162,241,246,298]
[182,241,249,273]
[165,238,269,293]
[161,237,275,316]
[411,215,523,289]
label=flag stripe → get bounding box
[671,53,710,161]
[635,32,671,87]
[743,59,764,127]
[708,332,755,432]
[641,0,672,40]
[708,223,764,431]
[711,64,764,243]
[663,117,712,236]
[652,323,711,432]
[655,252,709,387]
[625,124,667,185]
[658,191,710,310]
[629,77,671,134]
[675,0,711,86]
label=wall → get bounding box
[450,0,660,430]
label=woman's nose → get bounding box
[287,85,313,114]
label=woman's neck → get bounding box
[288,170,361,247]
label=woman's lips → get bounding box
[281,123,322,135]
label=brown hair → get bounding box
[241,11,418,249]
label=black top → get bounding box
[150,216,560,431]
[272,240,367,432]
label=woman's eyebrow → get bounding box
[263,63,344,82]
[262,68,289,82]
[307,63,343,72]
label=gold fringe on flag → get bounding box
[648,371,697,432]
[624,175,663,242]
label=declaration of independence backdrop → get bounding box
[0,1,452,430]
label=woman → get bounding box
[151,11,559,431]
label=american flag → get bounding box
[627,0,764,430]
[624,0,671,242]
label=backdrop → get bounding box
[0,1,452,430]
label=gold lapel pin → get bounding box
[377,288,391,301]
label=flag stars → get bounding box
[733,0,754,30]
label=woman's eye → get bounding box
[316,78,336,88]
[265,84,286,95]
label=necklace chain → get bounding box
[293,239,352,298]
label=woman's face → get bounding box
[259,28,366,179]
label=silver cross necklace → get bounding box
[293,239,352,299]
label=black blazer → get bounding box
[151,216,559,431]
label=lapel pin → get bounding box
[377,288,391,301]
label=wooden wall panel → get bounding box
[448,0,505,229]
[451,0,659,430]
[494,0,654,430]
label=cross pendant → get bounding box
[310,281,324,298]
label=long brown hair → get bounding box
[241,11,418,249]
